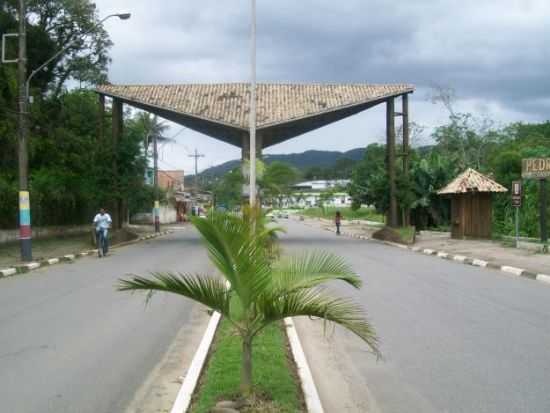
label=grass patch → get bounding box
[301,207,384,222]
[190,318,304,413]
[372,226,416,245]
[397,226,416,244]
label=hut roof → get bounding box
[437,168,508,194]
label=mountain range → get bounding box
[194,147,366,179]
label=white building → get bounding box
[273,180,353,209]
[292,179,351,191]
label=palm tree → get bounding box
[135,112,171,153]
[118,212,379,396]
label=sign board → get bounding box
[522,158,550,179]
[511,181,522,208]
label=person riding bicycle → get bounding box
[93,208,112,257]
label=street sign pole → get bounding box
[515,207,519,249]
[511,180,522,249]
[541,178,548,252]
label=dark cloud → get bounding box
[94,0,550,170]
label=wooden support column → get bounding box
[386,98,398,227]
[112,98,123,230]
[97,94,105,143]
[402,93,410,226]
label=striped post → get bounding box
[19,191,32,260]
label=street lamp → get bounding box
[25,13,132,99]
[249,0,257,208]
[15,3,131,261]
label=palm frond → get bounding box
[271,251,362,292]
[191,213,273,311]
[260,288,380,358]
[118,272,230,316]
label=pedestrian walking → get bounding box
[335,210,342,235]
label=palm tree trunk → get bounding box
[241,336,253,396]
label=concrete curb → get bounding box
[298,218,550,288]
[285,317,325,413]
[170,311,222,413]
[0,230,172,279]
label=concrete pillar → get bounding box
[241,132,263,202]
[241,132,250,200]
[256,132,263,159]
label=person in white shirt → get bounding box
[93,208,112,256]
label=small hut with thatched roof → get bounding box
[438,168,507,239]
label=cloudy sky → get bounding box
[94,0,550,173]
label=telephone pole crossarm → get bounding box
[188,149,205,192]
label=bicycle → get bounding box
[96,227,109,257]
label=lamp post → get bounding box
[15,5,130,261]
[248,0,257,208]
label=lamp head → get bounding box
[116,13,131,20]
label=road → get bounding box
[0,229,209,413]
[282,220,550,413]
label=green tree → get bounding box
[212,167,244,209]
[349,144,388,213]
[261,161,299,207]
[119,212,379,396]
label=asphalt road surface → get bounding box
[283,220,550,413]
[0,229,208,413]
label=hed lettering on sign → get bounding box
[522,158,550,179]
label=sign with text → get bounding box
[511,181,522,207]
[522,158,550,179]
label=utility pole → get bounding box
[188,149,204,192]
[153,133,160,233]
[18,0,32,261]
[249,0,257,208]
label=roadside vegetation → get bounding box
[349,91,550,238]
[301,206,384,222]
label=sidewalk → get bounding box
[415,231,550,277]
[297,215,550,278]
[0,233,92,269]
[0,224,182,270]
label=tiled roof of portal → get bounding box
[96,83,414,129]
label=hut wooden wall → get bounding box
[451,193,492,239]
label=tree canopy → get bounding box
[0,1,153,229]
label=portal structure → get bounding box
[96,82,414,227]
